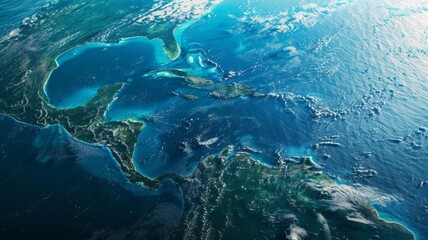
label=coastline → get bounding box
[41,37,170,110]
[0,112,417,239]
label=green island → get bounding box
[146,69,214,86]
[210,83,265,98]
[181,94,199,100]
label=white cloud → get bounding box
[134,0,222,24]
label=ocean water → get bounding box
[0,114,183,239]
[11,0,428,238]
[45,38,169,109]
[0,0,52,36]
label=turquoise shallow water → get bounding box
[4,0,428,238]
[45,38,169,109]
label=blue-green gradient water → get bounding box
[0,0,51,35]
[4,0,428,238]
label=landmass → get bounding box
[0,0,180,185]
[210,83,264,99]
[175,150,414,239]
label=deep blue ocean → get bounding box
[2,0,428,239]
